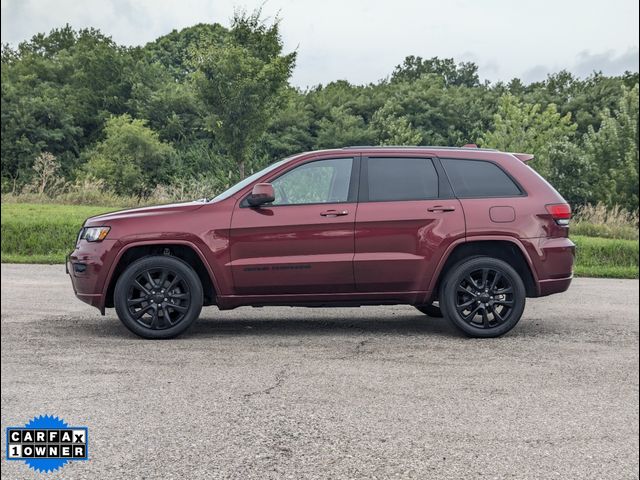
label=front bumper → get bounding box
[67,240,119,313]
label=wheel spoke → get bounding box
[465,275,478,289]
[457,298,476,310]
[490,272,502,291]
[134,280,150,295]
[145,271,156,289]
[168,292,188,300]
[166,275,181,291]
[162,305,173,326]
[482,308,490,327]
[495,299,514,306]
[491,305,504,322]
[495,287,513,294]
[481,269,489,289]
[169,304,188,313]
[463,304,482,320]
[158,269,168,289]
[457,284,476,296]
[128,297,147,307]
[134,304,153,319]
[149,306,159,329]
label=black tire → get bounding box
[114,256,203,339]
[415,302,443,317]
[439,256,526,338]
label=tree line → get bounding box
[1,11,638,211]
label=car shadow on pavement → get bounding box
[186,315,461,338]
[66,313,463,340]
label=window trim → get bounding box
[240,156,359,208]
[358,156,444,203]
[438,157,527,199]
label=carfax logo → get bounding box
[5,415,88,473]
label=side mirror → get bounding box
[247,183,275,207]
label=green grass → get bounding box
[1,203,638,279]
[571,235,639,279]
[1,203,118,263]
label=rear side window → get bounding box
[441,158,523,197]
[366,157,438,201]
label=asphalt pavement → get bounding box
[1,264,638,479]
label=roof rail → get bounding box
[341,145,497,151]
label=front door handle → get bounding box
[320,209,349,217]
[427,206,456,213]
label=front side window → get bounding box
[271,158,353,205]
[365,157,439,202]
[441,158,523,197]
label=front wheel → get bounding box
[114,256,203,339]
[439,257,526,338]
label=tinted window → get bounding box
[366,157,438,201]
[441,159,522,197]
[272,158,353,205]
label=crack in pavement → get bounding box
[243,365,289,399]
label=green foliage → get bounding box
[581,85,639,212]
[392,56,480,87]
[191,9,296,177]
[480,94,578,177]
[83,114,176,196]
[0,17,638,215]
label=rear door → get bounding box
[354,156,465,292]
[229,156,359,295]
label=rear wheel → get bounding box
[114,256,203,339]
[439,256,526,338]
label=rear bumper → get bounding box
[530,236,575,297]
[538,275,573,297]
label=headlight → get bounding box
[81,226,111,242]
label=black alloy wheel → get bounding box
[439,257,526,338]
[454,268,515,328]
[127,267,191,330]
[115,256,203,339]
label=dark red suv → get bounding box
[68,146,575,339]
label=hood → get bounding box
[85,200,206,225]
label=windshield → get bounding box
[210,157,291,202]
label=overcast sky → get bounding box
[2,0,638,88]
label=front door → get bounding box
[230,156,358,295]
[354,156,465,293]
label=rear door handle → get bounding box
[320,209,349,217]
[427,206,456,213]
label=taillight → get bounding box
[546,203,571,226]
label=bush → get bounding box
[572,203,639,240]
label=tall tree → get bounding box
[191,10,296,178]
[582,84,639,211]
[480,94,578,177]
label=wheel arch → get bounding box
[430,237,539,299]
[104,241,218,310]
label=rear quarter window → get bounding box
[441,158,523,197]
